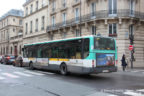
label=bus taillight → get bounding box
[92,60,95,67]
[116,60,118,65]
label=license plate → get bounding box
[103,70,109,73]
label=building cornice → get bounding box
[23,0,34,7]
[0,15,23,22]
[24,5,48,19]
[0,25,23,30]
[23,31,47,39]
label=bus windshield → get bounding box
[94,37,115,50]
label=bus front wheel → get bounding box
[60,63,68,75]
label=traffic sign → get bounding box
[129,45,134,51]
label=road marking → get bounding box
[124,90,143,96]
[0,69,2,71]
[14,72,32,77]
[0,76,5,80]
[137,89,144,92]
[131,71,140,73]
[36,71,55,75]
[108,95,118,96]
[24,71,44,76]
[1,73,19,78]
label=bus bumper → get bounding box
[82,66,117,74]
[92,66,117,74]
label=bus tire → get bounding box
[29,62,34,70]
[60,63,68,75]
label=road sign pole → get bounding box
[131,50,133,69]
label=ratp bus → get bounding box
[22,36,117,75]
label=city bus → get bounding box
[22,36,117,75]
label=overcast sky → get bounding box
[0,0,25,17]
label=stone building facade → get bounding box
[23,0,48,44]
[23,0,144,68]
[0,9,23,56]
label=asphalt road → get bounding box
[0,64,144,96]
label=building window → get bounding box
[52,1,56,12]
[11,47,13,54]
[62,13,66,26]
[41,16,45,30]
[7,19,8,25]
[13,18,15,22]
[19,45,21,54]
[6,46,8,54]
[62,32,67,38]
[75,0,79,2]
[52,16,55,28]
[25,23,28,34]
[35,19,38,32]
[109,0,117,15]
[19,20,22,25]
[62,0,66,8]
[76,29,80,37]
[26,7,28,16]
[30,21,33,33]
[75,8,79,22]
[91,2,96,18]
[130,0,135,16]
[30,4,33,14]
[50,35,53,40]
[13,28,15,32]
[91,26,96,35]
[109,23,117,37]
[36,1,39,11]
[42,0,45,7]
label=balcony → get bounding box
[47,9,144,32]
[60,3,68,12]
[50,8,56,15]
[72,0,81,7]
[10,35,23,41]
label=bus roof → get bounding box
[24,35,114,46]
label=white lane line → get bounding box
[1,73,19,78]
[24,71,44,76]
[14,72,32,77]
[0,76,5,80]
[124,90,144,96]
[137,89,144,92]
[36,71,55,75]
[0,69,2,71]
[131,71,140,73]
[108,95,118,96]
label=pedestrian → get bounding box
[121,54,127,71]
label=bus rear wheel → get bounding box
[60,64,68,75]
[29,62,35,70]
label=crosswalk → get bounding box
[107,89,144,96]
[0,69,54,80]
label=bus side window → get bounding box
[83,38,90,58]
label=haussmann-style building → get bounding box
[0,9,23,56]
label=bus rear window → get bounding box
[94,37,115,50]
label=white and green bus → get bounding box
[22,36,117,75]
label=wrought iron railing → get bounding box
[47,9,144,32]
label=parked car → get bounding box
[14,56,23,67]
[1,55,16,65]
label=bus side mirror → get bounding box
[22,48,24,52]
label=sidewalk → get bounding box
[116,68,144,78]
